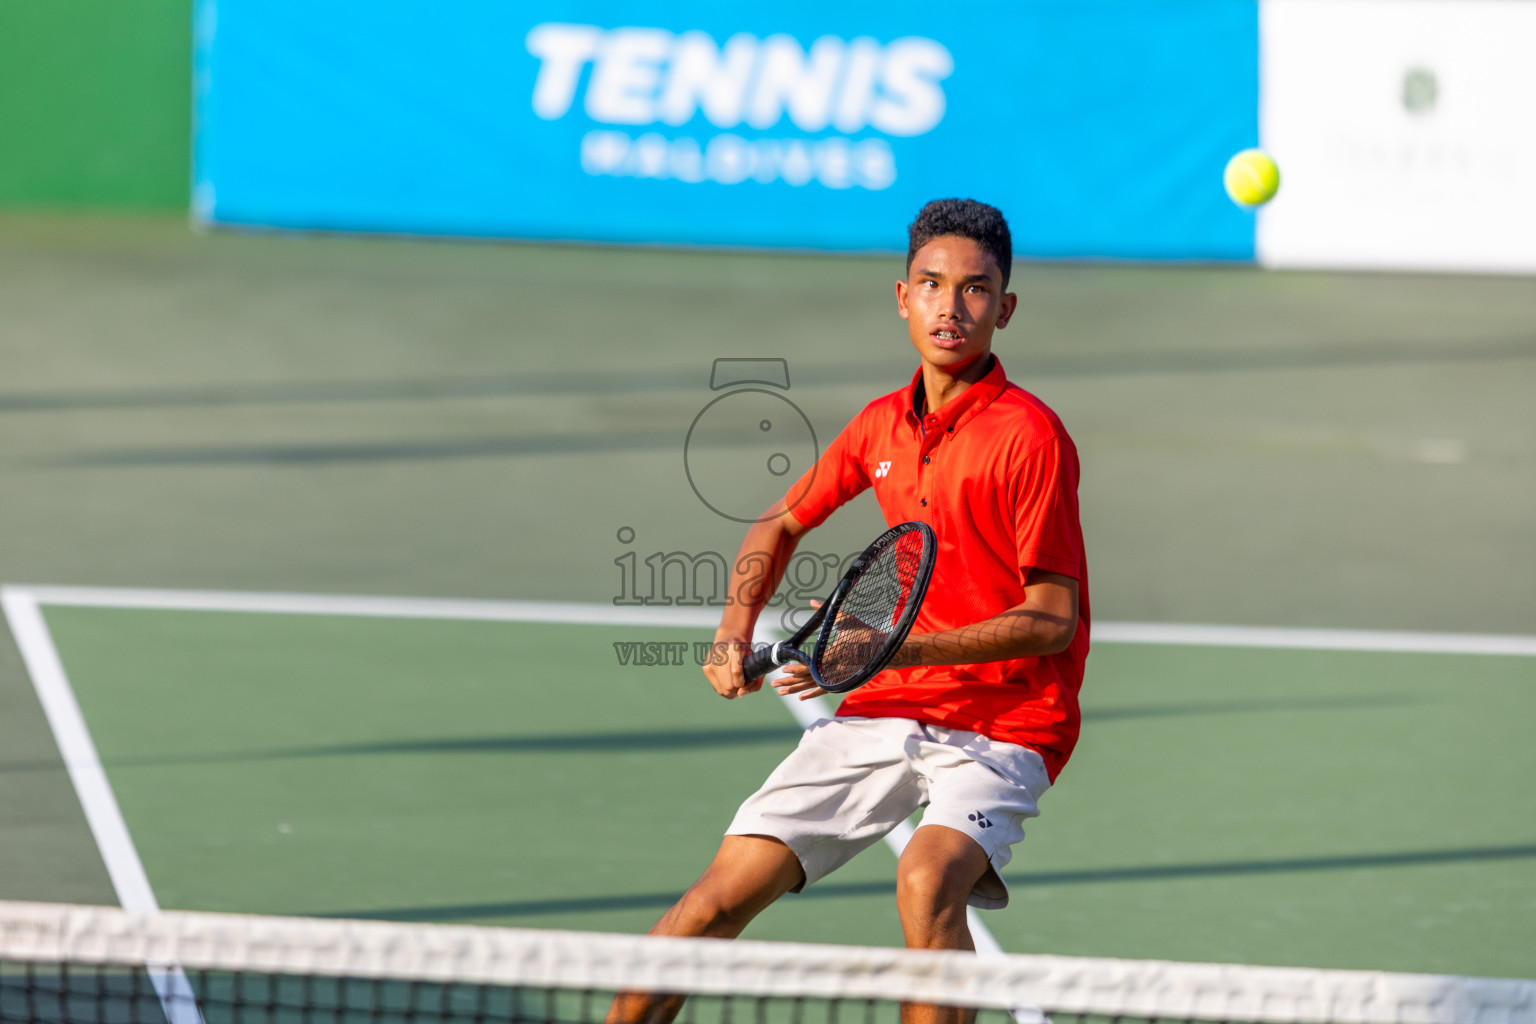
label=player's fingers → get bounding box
[704,665,737,699]
[771,670,819,697]
[772,664,811,684]
[725,639,753,698]
[703,643,745,699]
[766,660,825,700]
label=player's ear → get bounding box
[994,290,1018,329]
[895,279,911,319]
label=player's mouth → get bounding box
[930,327,966,350]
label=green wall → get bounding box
[0,0,191,210]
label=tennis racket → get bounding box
[741,520,937,694]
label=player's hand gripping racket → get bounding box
[741,521,937,694]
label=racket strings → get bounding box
[815,529,926,689]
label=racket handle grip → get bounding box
[741,642,784,683]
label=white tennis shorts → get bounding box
[726,716,1051,909]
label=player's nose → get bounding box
[938,286,964,316]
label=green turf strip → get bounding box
[41,606,1536,978]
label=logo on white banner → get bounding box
[526,24,954,190]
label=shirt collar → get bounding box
[905,355,1009,433]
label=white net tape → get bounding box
[1,902,1531,1024]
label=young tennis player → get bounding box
[610,199,1089,1024]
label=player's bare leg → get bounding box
[605,835,806,1024]
[895,824,994,1024]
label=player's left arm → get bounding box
[901,430,1084,666]
[770,569,1076,698]
[896,568,1078,665]
[773,432,1084,698]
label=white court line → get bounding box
[0,587,203,1024]
[17,585,721,629]
[12,584,1536,656]
[1094,621,1536,657]
[0,590,158,912]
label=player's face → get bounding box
[896,235,1017,373]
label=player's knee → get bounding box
[896,858,971,913]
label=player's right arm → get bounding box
[707,405,876,700]
[704,498,811,699]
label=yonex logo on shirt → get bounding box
[967,812,993,829]
[874,461,892,478]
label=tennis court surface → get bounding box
[4,585,1532,983]
[2,214,1534,1023]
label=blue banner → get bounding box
[193,0,1259,259]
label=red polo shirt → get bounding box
[785,357,1090,781]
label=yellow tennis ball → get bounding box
[1224,149,1280,206]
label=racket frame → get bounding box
[742,521,936,692]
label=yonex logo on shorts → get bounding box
[967,812,992,829]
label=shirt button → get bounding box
[946,426,953,433]
[922,456,930,464]
[920,498,928,507]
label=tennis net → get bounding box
[1,901,1531,1024]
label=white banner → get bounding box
[1258,0,1536,273]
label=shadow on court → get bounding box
[91,725,806,768]
[321,842,1536,923]
[4,334,1531,416]
[76,694,1419,771]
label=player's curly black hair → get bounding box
[906,199,1013,289]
